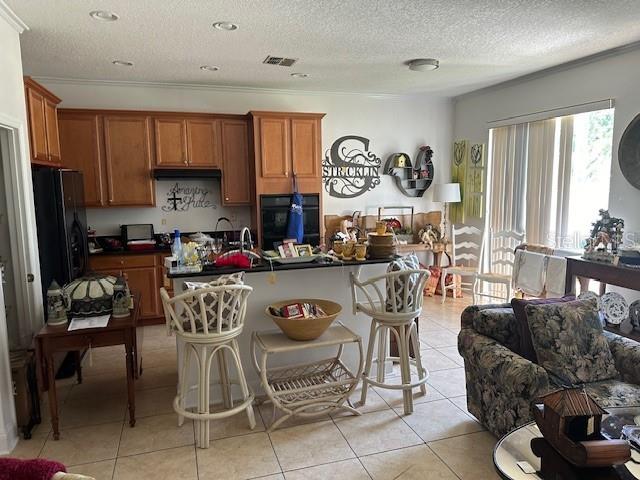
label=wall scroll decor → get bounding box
[322,135,381,198]
[385,146,434,197]
[465,143,485,218]
[619,112,640,190]
[161,182,218,212]
[451,140,468,223]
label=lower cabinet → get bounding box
[89,254,164,323]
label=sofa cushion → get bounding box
[511,295,576,363]
[525,298,619,385]
[584,379,640,408]
[472,308,520,354]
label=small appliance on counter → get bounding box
[121,223,157,251]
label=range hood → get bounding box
[153,168,222,179]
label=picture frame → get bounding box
[295,244,313,257]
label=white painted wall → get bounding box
[453,48,640,238]
[39,79,453,229]
[87,179,252,236]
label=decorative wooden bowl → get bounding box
[265,299,342,341]
[368,232,397,259]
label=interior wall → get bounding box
[40,79,453,231]
[453,47,640,238]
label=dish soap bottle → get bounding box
[172,229,183,266]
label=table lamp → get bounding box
[432,183,461,242]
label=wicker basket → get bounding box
[265,299,342,341]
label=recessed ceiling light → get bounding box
[290,73,309,78]
[112,60,134,67]
[408,58,439,72]
[212,21,238,31]
[200,65,220,72]
[89,10,119,22]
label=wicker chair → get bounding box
[160,284,255,448]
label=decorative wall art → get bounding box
[385,146,435,197]
[161,182,218,212]
[322,135,381,198]
[451,140,468,223]
[465,143,486,218]
[619,112,640,190]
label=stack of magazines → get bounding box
[268,302,327,320]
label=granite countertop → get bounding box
[90,246,171,256]
[167,257,393,278]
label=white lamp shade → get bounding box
[432,183,461,203]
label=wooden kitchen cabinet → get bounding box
[221,119,252,205]
[89,254,163,321]
[24,77,62,166]
[58,112,107,207]
[250,111,324,194]
[154,116,222,168]
[103,115,155,206]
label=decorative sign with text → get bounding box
[322,135,381,198]
[161,182,218,212]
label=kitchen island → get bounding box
[168,258,391,407]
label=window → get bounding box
[487,107,614,250]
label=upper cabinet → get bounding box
[103,115,155,206]
[221,119,252,205]
[154,116,222,168]
[58,112,106,207]
[250,111,324,194]
[24,77,62,166]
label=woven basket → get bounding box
[265,299,342,341]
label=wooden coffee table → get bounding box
[494,407,640,480]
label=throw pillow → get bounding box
[525,298,619,385]
[472,307,520,354]
[182,272,245,332]
[511,295,576,363]
[386,254,425,312]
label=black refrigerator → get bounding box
[32,168,88,319]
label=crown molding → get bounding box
[31,76,407,100]
[0,0,28,33]
[454,40,640,102]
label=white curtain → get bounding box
[555,116,574,244]
[489,124,528,235]
[525,118,556,245]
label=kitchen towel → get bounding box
[286,191,304,243]
[545,255,567,298]
[512,249,548,297]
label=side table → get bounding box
[251,322,363,432]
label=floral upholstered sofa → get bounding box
[457,302,640,437]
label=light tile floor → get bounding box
[7,295,501,479]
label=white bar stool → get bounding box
[350,268,430,415]
[160,284,255,448]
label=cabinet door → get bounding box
[125,266,162,319]
[26,88,48,163]
[187,118,221,168]
[103,116,155,206]
[258,117,290,178]
[221,119,252,205]
[291,117,320,178]
[58,113,107,207]
[154,117,188,167]
[44,99,61,164]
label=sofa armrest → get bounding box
[459,327,550,397]
[604,331,640,385]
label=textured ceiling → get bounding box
[7,0,640,96]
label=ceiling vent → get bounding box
[263,55,297,67]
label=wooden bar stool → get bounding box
[160,284,255,448]
[350,268,430,415]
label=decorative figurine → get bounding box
[112,275,131,318]
[46,280,70,326]
[418,224,442,249]
[583,210,624,263]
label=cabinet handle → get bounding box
[184,155,188,165]
[225,197,229,201]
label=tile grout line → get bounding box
[424,442,464,480]
[329,410,372,480]
[260,403,285,476]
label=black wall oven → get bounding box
[260,194,320,250]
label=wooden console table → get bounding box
[35,297,141,440]
[565,257,640,341]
